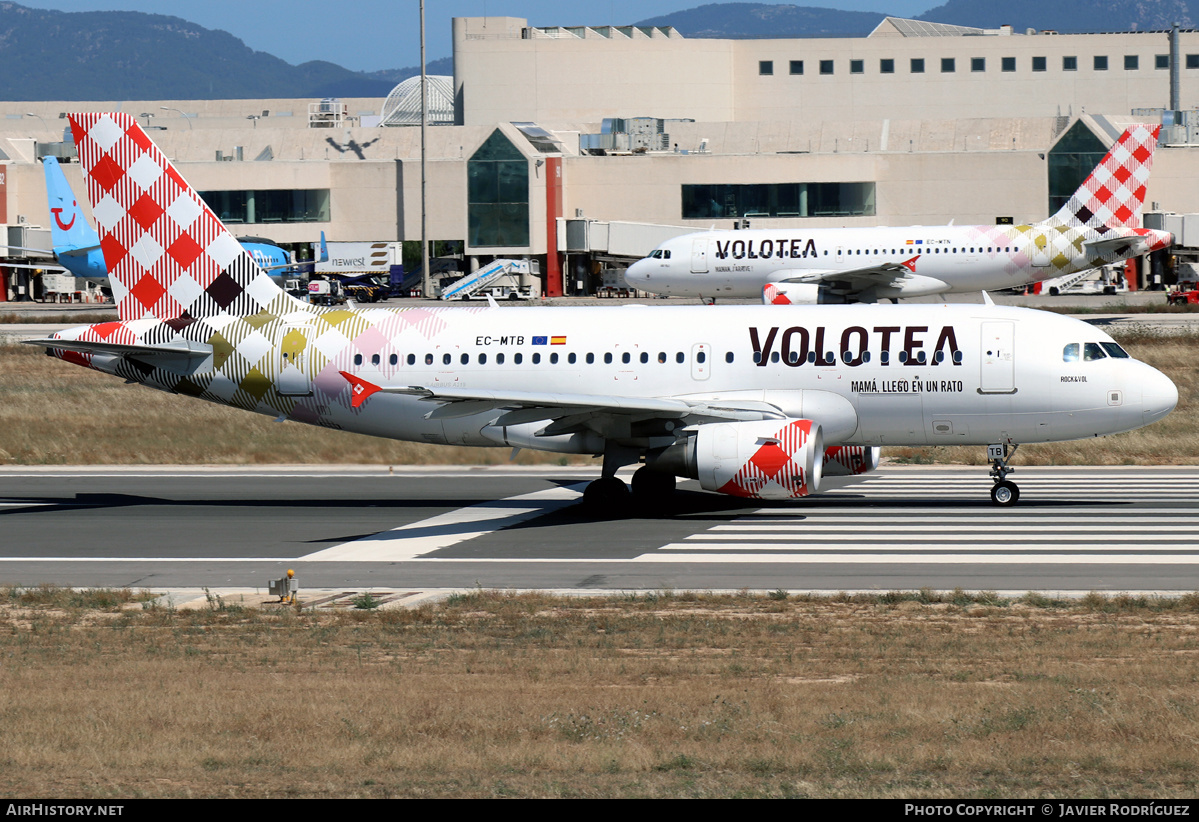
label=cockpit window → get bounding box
[1063,343,1079,362]
[1100,342,1130,359]
[649,250,662,258]
[1083,343,1107,361]
[663,250,671,259]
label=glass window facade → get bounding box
[198,189,330,223]
[682,182,876,219]
[1048,121,1107,214]
[468,130,529,248]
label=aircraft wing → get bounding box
[24,338,212,362]
[339,372,785,432]
[776,261,915,289]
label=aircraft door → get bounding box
[691,343,711,380]
[979,321,1015,393]
[278,324,313,397]
[691,239,709,273]
[1031,232,1051,267]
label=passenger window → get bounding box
[460,353,469,365]
[658,352,667,363]
[807,351,816,364]
[1083,343,1107,361]
[586,353,595,364]
[622,352,631,364]
[640,352,648,363]
[880,351,890,364]
[514,353,523,364]
[770,352,779,364]
[372,354,380,365]
[479,353,487,365]
[753,352,762,364]
[604,353,612,364]
[725,352,734,363]
[568,352,577,364]
[550,352,558,364]
[406,354,415,366]
[789,351,799,364]
[389,354,397,366]
[443,354,452,365]
[425,353,433,365]
[1063,343,1079,362]
[497,353,505,365]
[677,352,685,363]
[354,354,363,366]
[1100,342,1130,359]
[697,351,706,363]
[532,353,541,364]
[953,351,963,364]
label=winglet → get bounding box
[339,370,381,408]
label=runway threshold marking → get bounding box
[299,483,586,562]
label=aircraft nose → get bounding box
[624,258,648,286]
[1141,365,1178,425]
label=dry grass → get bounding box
[1,328,1195,466]
[2,587,1198,798]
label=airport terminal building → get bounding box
[4,15,1199,299]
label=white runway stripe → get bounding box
[637,470,1199,564]
[299,483,585,562]
[636,553,1199,565]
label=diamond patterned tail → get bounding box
[68,113,308,323]
[1046,124,1160,230]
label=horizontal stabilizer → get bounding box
[24,338,212,360]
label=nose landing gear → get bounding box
[987,441,1020,506]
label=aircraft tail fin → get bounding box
[1045,124,1160,230]
[43,156,100,255]
[66,113,306,323]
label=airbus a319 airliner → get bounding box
[28,115,1177,509]
[626,125,1172,304]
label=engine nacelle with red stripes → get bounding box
[651,419,825,499]
[822,445,881,477]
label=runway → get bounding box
[0,465,1196,595]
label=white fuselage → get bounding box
[59,303,1176,454]
[625,224,1163,300]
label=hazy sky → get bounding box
[19,1,937,72]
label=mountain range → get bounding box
[0,1,1193,102]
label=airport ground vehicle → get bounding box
[1167,281,1199,305]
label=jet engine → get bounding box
[822,445,881,477]
[649,419,824,499]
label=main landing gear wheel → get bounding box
[631,467,676,510]
[990,480,1020,506]
[582,476,631,512]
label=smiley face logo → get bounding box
[51,202,76,232]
